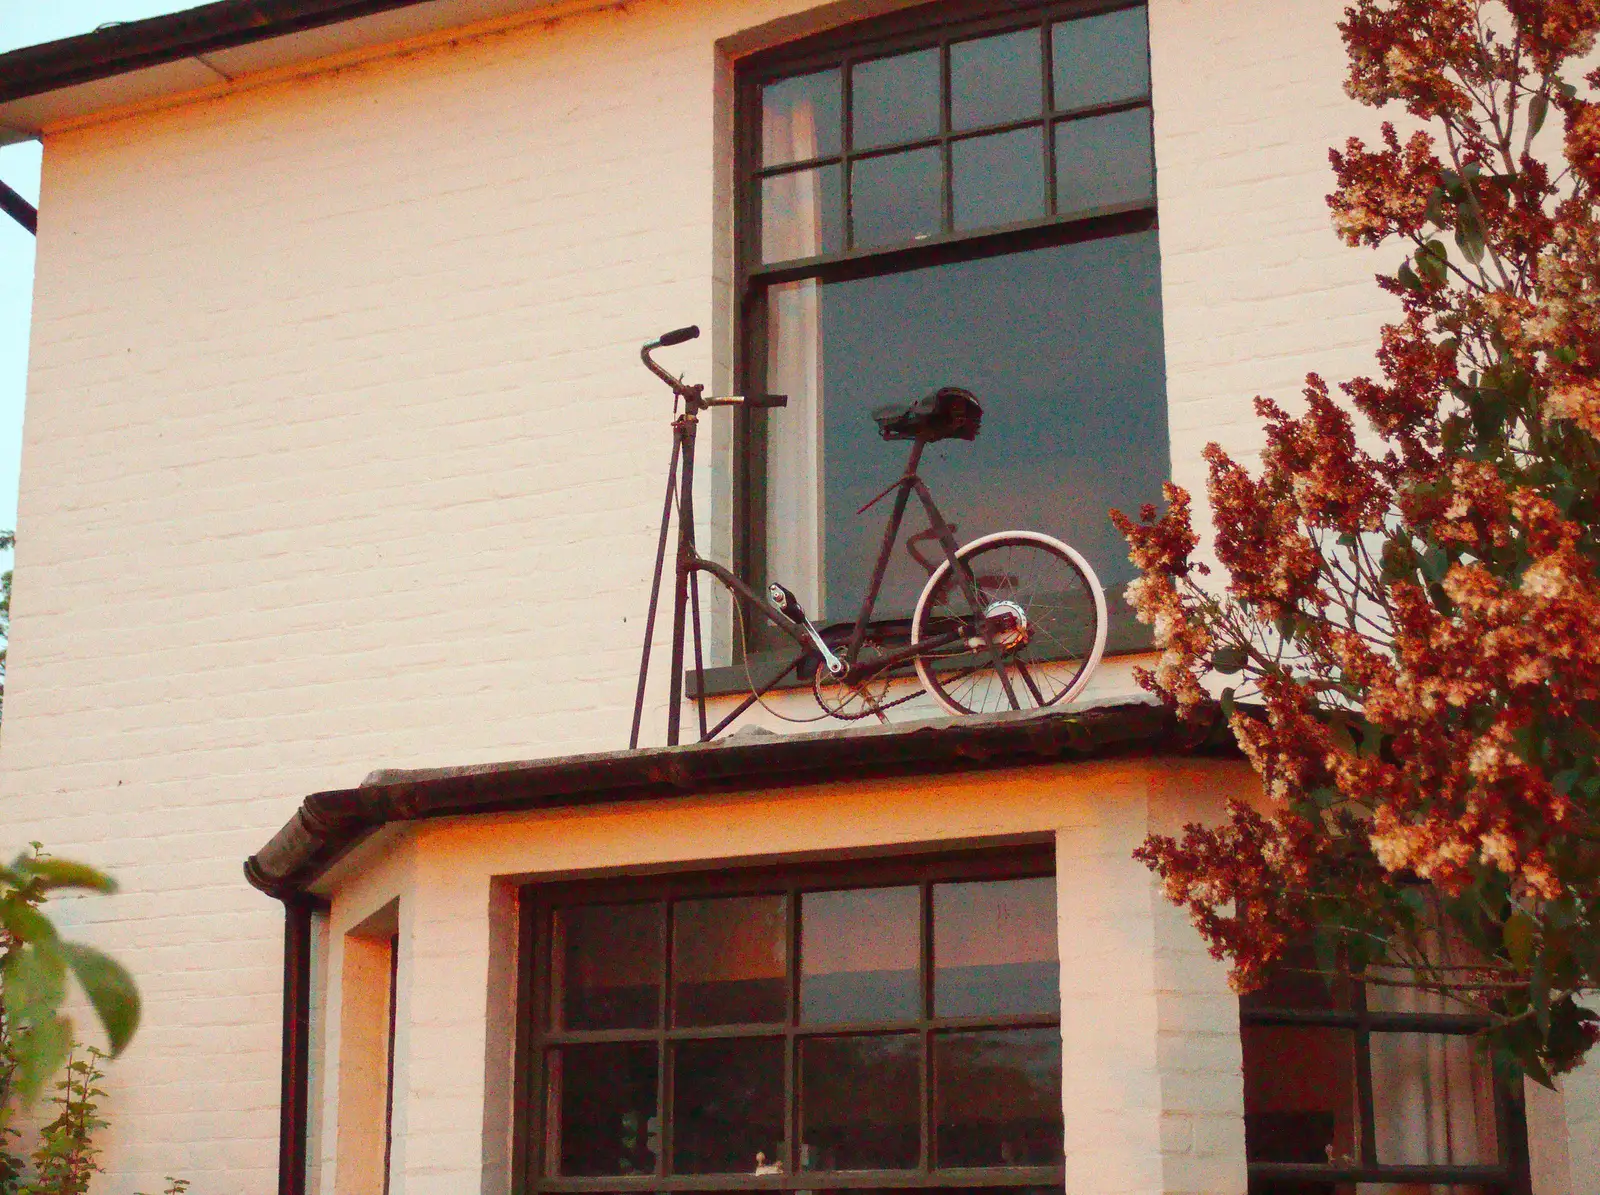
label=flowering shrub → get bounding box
[1112,0,1600,1080]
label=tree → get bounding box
[1111,0,1600,1082]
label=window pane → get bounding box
[553,903,661,1031]
[762,165,844,263]
[851,147,942,249]
[801,886,920,1023]
[951,29,1042,130]
[1054,109,1154,215]
[547,1043,659,1176]
[672,895,787,1026]
[952,127,1045,231]
[763,69,842,165]
[671,1038,785,1174]
[852,48,940,150]
[934,877,1057,1017]
[809,232,1167,620]
[1370,1033,1499,1166]
[1238,944,1354,1013]
[1241,1025,1360,1165]
[800,1034,920,1170]
[1051,7,1150,111]
[933,1028,1062,1166]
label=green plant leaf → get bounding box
[10,1014,72,1105]
[1504,910,1536,970]
[3,941,67,1027]
[59,942,140,1057]
[1211,646,1248,674]
[0,896,58,946]
[1455,208,1486,263]
[1529,91,1550,138]
[17,859,116,895]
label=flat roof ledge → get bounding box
[243,700,1239,899]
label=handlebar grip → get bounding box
[658,325,700,347]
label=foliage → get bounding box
[0,528,12,722]
[14,1050,107,1195]
[1111,0,1600,1081]
[0,850,139,1118]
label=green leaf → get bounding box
[1211,646,1248,674]
[1397,259,1424,291]
[1423,185,1447,228]
[17,858,116,895]
[10,1014,72,1105]
[0,896,58,946]
[1456,208,1486,264]
[2,941,67,1027]
[1416,240,1449,287]
[1504,910,1536,970]
[60,942,141,1057]
[1529,90,1550,138]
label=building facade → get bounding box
[0,0,1594,1192]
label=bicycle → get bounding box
[627,325,1107,748]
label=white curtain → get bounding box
[760,100,826,616]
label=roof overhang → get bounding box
[243,701,1239,900]
[0,0,563,145]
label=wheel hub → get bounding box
[983,599,1029,651]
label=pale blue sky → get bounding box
[0,3,204,539]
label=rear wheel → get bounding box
[910,531,1106,716]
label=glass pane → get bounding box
[672,895,787,1026]
[952,28,1043,130]
[1051,7,1150,111]
[952,127,1045,231]
[801,886,920,1023]
[810,231,1167,620]
[852,48,940,150]
[934,877,1057,1017]
[553,903,661,1031]
[762,165,844,263]
[764,278,825,618]
[1241,1025,1360,1165]
[851,147,942,249]
[547,1042,659,1176]
[763,68,842,165]
[933,1028,1062,1166]
[1248,1187,1500,1195]
[800,1034,920,1170]
[1239,944,1353,1013]
[1054,109,1154,215]
[672,1038,785,1174]
[1371,1033,1499,1165]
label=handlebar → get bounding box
[640,324,786,410]
[657,325,699,347]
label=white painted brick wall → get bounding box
[0,0,1436,1189]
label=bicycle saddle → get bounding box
[871,387,983,443]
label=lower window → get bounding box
[517,848,1064,1194]
[1240,947,1529,1195]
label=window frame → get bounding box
[513,844,1064,1194]
[1239,970,1533,1193]
[730,0,1160,613]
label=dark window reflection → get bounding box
[800,1034,921,1170]
[1241,1025,1360,1165]
[952,128,1045,231]
[673,895,788,1026]
[951,29,1042,130]
[852,148,942,249]
[554,903,661,1031]
[813,231,1168,619]
[1054,109,1154,215]
[934,1029,1062,1167]
[763,68,842,165]
[1051,7,1150,111]
[1238,945,1352,1013]
[672,1038,785,1174]
[852,49,941,150]
[548,1042,659,1176]
[934,877,1058,1017]
[801,886,920,1023]
[762,166,844,263]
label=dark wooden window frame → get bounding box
[730,0,1159,605]
[1240,982,1532,1193]
[513,844,1064,1195]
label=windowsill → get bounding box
[687,604,1153,699]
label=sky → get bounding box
[0,2,205,540]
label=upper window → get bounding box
[738,1,1167,630]
[1239,945,1529,1195]
[518,850,1063,1193]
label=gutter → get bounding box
[0,0,439,105]
[243,700,1237,899]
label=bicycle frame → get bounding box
[628,329,1023,749]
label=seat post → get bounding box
[903,436,927,477]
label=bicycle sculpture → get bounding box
[627,325,1107,749]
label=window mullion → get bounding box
[1041,18,1057,217]
[920,879,935,1171]
[659,899,673,1178]
[940,40,954,236]
[842,55,856,251]
[1356,988,1379,1168]
[785,885,800,1178]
